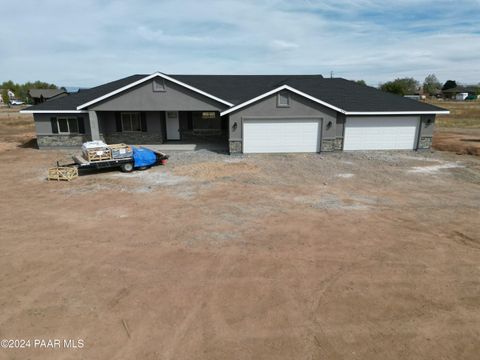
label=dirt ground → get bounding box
[429,99,480,155]
[433,127,480,156]
[1,107,480,360]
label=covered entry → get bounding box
[243,118,321,153]
[344,116,419,150]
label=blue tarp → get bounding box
[132,146,157,168]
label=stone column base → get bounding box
[229,140,242,154]
[37,134,89,148]
[321,138,336,152]
[418,136,433,149]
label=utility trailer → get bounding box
[72,154,136,172]
[48,143,169,181]
[70,147,168,173]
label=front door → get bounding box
[166,111,180,140]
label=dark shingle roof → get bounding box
[23,73,446,113]
[23,75,144,111]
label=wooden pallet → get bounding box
[48,167,78,181]
[83,148,112,162]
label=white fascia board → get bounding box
[76,72,234,110]
[20,109,89,114]
[220,85,347,116]
[220,85,450,116]
[345,111,450,115]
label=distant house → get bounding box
[442,86,479,100]
[29,88,67,105]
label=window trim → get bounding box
[277,92,290,107]
[120,112,142,132]
[56,117,80,134]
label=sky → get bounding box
[1,0,479,87]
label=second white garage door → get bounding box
[344,116,419,150]
[243,119,321,153]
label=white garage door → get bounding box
[243,119,321,153]
[344,116,419,150]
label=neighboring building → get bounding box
[442,86,479,99]
[21,72,448,152]
[29,88,68,104]
[455,92,469,101]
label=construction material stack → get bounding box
[80,141,133,162]
[110,144,133,159]
[81,141,112,162]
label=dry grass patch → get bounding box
[428,100,480,128]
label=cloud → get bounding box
[270,40,300,51]
[0,0,479,86]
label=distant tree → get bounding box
[1,89,9,105]
[380,77,419,96]
[355,80,367,86]
[423,74,441,96]
[0,80,58,103]
[442,80,457,91]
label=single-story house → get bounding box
[29,88,68,105]
[21,72,448,153]
[442,86,479,100]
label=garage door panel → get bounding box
[344,116,419,150]
[243,119,320,153]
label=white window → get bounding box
[153,79,166,92]
[121,112,141,132]
[277,92,290,107]
[57,117,80,134]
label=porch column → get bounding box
[88,110,101,140]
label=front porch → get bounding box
[146,137,228,152]
[93,110,229,153]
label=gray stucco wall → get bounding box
[34,113,91,135]
[34,113,92,148]
[228,91,338,153]
[90,79,229,112]
[97,111,165,145]
[419,114,436,137]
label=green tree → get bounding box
[380,77,419,96]
[1,89,9,105]
[355,80,367,86]
[423,74,441,96]
[442,80,457,91]
[1,80,58,103]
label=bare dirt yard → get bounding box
[430,99,480,155]
[1,107,480,359]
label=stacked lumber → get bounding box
[48,167,78,181]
